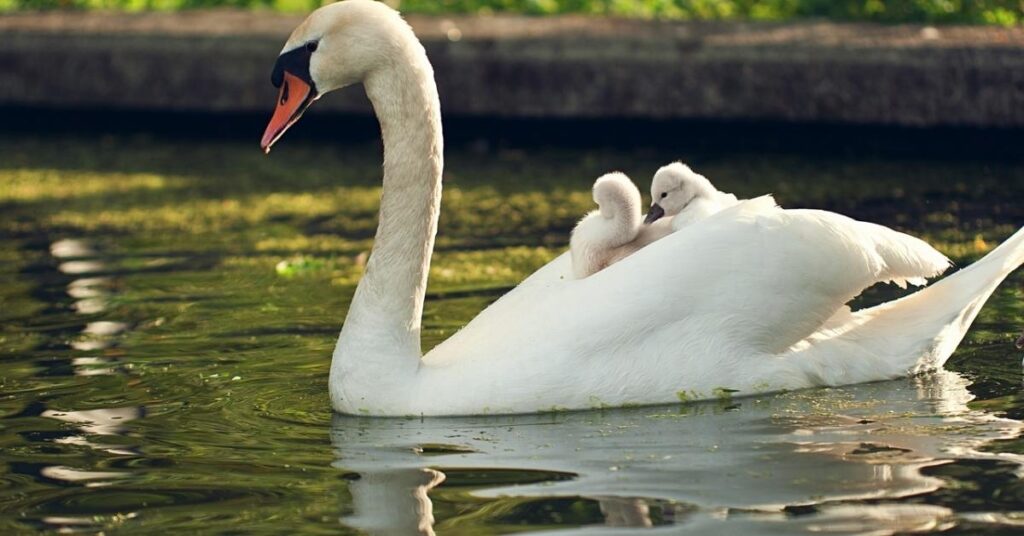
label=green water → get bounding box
[1,133,1024,534]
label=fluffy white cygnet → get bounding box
[645,162,740,230]
[570,172,672,279]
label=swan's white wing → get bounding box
[703,204,951,353]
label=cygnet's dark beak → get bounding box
[644,203,666,225]
[1016,331,1024,350]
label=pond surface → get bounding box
[1,132,1023,534]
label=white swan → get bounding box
[570,172,672,279]
[260,0,1024,416]
[645,161,740,229]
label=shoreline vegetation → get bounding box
[0,0,1020,26]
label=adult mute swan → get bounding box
[645,162,740,228]
[570,172,673,278]
[260,0,1024,416]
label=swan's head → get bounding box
[592,172,640,220]
[261,0,413,152]
[644,162,715,224]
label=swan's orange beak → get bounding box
[261,71,318,154]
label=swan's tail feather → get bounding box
[986,224,1024,274]
[787,226,1024,386]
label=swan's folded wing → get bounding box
[689,204,950,354]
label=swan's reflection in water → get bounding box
[330,371,1024,534]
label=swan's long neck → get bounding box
[330,34,442,406]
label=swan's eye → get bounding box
[306,41,319,53]
[660,192,667,199]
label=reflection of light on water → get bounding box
[42,512,138,532]
[43,406,142,435]
[36,407,142,486]
[43,406,143,457]
[59,260,106,275]
[803,504,955,534]
[67,277,113,299]
[962,512,1024,526]
[64,259,113,316]
[70,341,111,352]
[40,466,125,486]
[54,240,112,315]
[72,297,108,315]
[69,356,118,375]
[329,371,1024,534]
[51,241,133,377]
[50,239,96,259]
[702,504,956,535]
[83,321,128,336]
[36,239,145,490]
[56,435,136,457]
[71,321,129,354]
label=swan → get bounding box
[259,0,1024,416]
[645,161,740,229]
[569,172,673,278]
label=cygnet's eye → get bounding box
[306,41,319,53]
[660,192,668,199]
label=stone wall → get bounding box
[2,10,1023,127]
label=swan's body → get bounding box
[646,162,740,230]
[570,172,673,278]
[260,0,1024,416]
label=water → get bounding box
[1,132,1023,534]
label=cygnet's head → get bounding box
[644,162,715,224]
[262,0,417,151]
[592,172,641,220]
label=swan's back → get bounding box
[420,196,954,414]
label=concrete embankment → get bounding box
[1,10,1023,128]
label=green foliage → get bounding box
[0,0,1020,25]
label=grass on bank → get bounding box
[0,0,1021,25]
